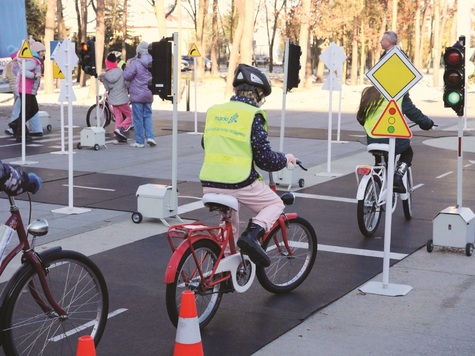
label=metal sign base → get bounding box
[52,206,91,215]
[9,160,38,165]
[359,281,412,296]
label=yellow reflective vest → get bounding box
[200,101,267,184]
[364,97,403,138]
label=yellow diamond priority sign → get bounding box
[366,46,422,102]
[371,100,412,138]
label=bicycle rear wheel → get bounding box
[0,250,109,355]
[402,168,413,219]
[357,175,382,237]
[86,103,112,128]
[165,239,223,329]
[256,216,317,294]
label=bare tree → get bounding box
[224,0,255,97]
[122,0,128,60]
[298,0,311,88]
[195,0,210,82]
[77,0,88,86]
[150,0,167,38]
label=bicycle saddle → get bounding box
[367,143,389,153]
[202,193,239,212]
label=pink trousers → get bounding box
[113,103,132,130]
[203,179,284,238]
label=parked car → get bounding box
[181,59,190,71]
[181,55,212,71]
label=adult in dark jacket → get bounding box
[357,86,434,193]
[123,41,156,148]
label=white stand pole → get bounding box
[11,57,37,165]
[53,39,90,215]
[359,137,412,296]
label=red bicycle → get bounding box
[0,193,109,355]
[164,162,317,329]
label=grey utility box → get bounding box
[136,184,177,219]
[433,206,475,249]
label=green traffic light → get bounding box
[445,91,461,105]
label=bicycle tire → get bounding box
[86,103,112,128]
[1,250,109,355]
[256,216,317,294]
[165,239,223,329]
[402,169,413,220]
[357,174,382,237]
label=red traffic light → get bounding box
[80,42,89,53]
[443,47,463,66]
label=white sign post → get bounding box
[359,46,422,297]
[320,42,346,175]
[52,39,90,215]
[10,40,38,166]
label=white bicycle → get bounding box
[355,143,413,237]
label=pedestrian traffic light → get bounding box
[148,38,172,101]
[79,38,97,77]
[287,42,302,91]
[443,36,465,116]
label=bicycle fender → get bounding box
[0,246,63,325]
[164,236,216,284]
[356,174,372,200]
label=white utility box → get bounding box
[433,206,475,249]
[78,127,106,150]
[257,167,305,190]
[38,111,52,131]
[134,184,178,221]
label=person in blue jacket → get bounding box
[357,86,434,193]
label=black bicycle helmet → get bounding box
[232,64,272,97]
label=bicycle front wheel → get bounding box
[357,175,382,237]
[256,216,317,294]
[86,103,111,128]
[1,250,109,356]
[165,239,223,329]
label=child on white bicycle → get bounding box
[357,86,434,193]
[199,64,296,267]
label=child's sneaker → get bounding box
[130,142,145,148]
[147,138,157,147]
[114,127,127,140]
[113,133,127,143]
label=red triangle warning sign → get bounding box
[371,100,412,138]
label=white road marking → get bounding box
[436,171,453,179]
[50,308,128,342]
[62,184,116,192]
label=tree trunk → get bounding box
[122,0,128,60]
[153,0,167,38]
[224,0,247,98]
[196,0,209,83]
[299,0,311,88]
[210,0,219,75]
[79,0,87,86]
[432,0,441,87]
[88,0,105,98]
[43,0,56,94]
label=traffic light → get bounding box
[287,42,302,91]
[148,38,172,101]
[443,36,465,116]
[79,38,97,77]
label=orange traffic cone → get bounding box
[173,290,204,356]
[76,335,96,356]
